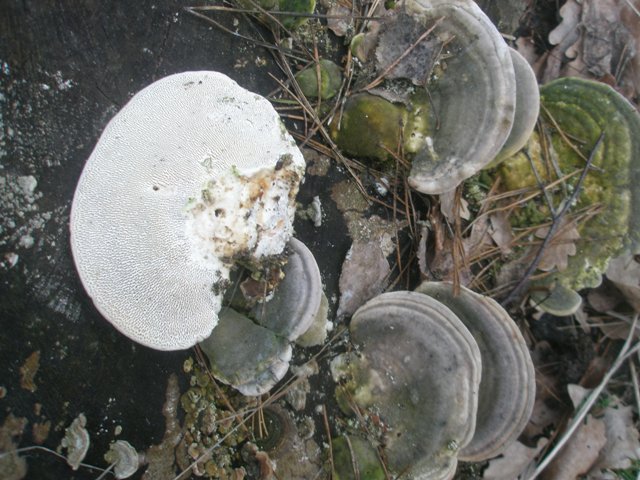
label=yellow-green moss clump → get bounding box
[295,59,342,100]
[499,77,640,290]
[330,90,431,168]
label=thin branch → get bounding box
[190,4,386,20]
[527,314,640,479]
[501,131,605,308]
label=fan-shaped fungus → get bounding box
[415,282,536,461]
[334,291,482,479]
[70,71,305,351]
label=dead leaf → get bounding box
[488,210,515,255]
[515,36,540,66]
[591,400,640,471]
[606,252,640,311]
[587,280,625,313]
[420,207,472,286]
[581,0,633,78]
[543,0,583,83]
[439,189,470,222]
[534,220,580,272]
[541,414,607,480]
[483,438,548,480]
[464,214,495,260]
[336,240,391,318]
[374,10,441,85]
[542,0,640,105]
[567,383,591,408]
[326,4,352,37]
[548,0,582,47]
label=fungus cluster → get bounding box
[199,238,327,395]
[331,0,540,194]
[333,283,535,478]
[71,71,330,396]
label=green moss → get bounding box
[331,91,431,168]
[279,0,316,29]
[295,59,342,99]
[498,78,640,290]
[332,435,386,480]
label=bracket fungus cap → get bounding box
[343,290,481,478]
[499,77,640,291]
[250,237,323,341]
[415,282,536,461]
[490,47,540,165]
[199,307,293,396]
[404,0,516,194]
[70,71,305,351]
[200,238,324,395]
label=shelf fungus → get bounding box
[70,71,306,351]
[333,285,535,477]
[331,0,539,194]
[200,238,327,395]
[414,282,536,462]
[498,77,640,313]
[333,291,482,479]
[104,440,140,479]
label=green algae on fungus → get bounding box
[236,0,314,29]
[499,77,640,291]
[332,435,386,480]
[278,0,316,29]
[330,90,431,167]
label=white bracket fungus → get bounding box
[70,72,305,350]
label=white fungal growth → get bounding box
[70,72,305,351]
[185,158,302,273]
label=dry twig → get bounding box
[527,314,640,479]
[501,132,605,308]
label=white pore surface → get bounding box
[70,71,305,351]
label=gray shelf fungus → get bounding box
[332,0,539,194]
[250,238,324,341]
[489,47,541,166]
[334,285,535,478]
[334,290,482,479]
[415,282,536,462]
[70,71,305,351]
[404,0,517,194]
[199,238,327,396]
